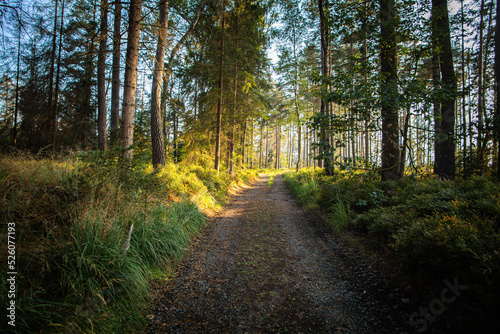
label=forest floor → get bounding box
[144,174,413,333]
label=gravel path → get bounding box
[146,174,410,333]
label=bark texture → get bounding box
[380,0,401,181]
[97,0,108,151]
[110,0,122,146]
[120,0,143,160]
[150,0,169,168]
[215,0,225,172]
[432,0,456,179]
[47,0,59,147]
[318,0,332,173]
[495,0,500,176]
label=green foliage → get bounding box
[131,202,207,267]
[283,168,323,209]
[187,164,232,203]
[268,174,275,187]
[285,168,500,329]
[0,151,256,333]
[329,199,351,232]
[58,215,150,332]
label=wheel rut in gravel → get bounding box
[147,174,409,333]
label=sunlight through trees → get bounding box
[0,0,497,178]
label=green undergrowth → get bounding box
[282,167,323,209]
[0,150,257,333]
[267,174,275,187]
[283,167,500,331]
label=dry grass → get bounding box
[0,154,77,186]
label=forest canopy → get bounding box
[0,0,498,179]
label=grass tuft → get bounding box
[0,151,256,333]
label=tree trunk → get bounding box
[13,1,22,146]
[265,126,269,168]
[495,0,500,177]
[461,0,467,174]
[380,0,401,180]
[318,0,326,169]
[432,54,441,174]
[400,104,411,175]
[318,0,332,173]
[173,105,178,162]
[477,0,486,171]
[275,123,281,169]
[259,120,263,169]
[120,0,143,161]
[291,26,301,172]
[303,124,307,167]
[294,92,301,171]
[467,51,473,162]
[97,0,108,151]
[479,1,494,170]
[214,0,225,172]
[150,0,169,168]
[229,2,239,176]
[242,116,247,167]
[250,120,254,168]
[432,0,457,179]
[312,129,317,167]
[363,0,370,166]
[110,0,121,146]
[81,1,97,149]
[53,0,65,150]
[47,0,59,147]
[350,105,356,167]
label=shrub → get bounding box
[284,168,500,331]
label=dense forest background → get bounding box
[0,0,498,179]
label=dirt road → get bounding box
[146,174,410,333]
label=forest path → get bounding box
[146,174,409,333]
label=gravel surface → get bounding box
[146,174,411,333]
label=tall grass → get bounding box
[58,214,150,332]
[329,197,351,232]
[0,151,255,333]
[131,201,206,266]
[283,169,322,209]
[0,154,76,186]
